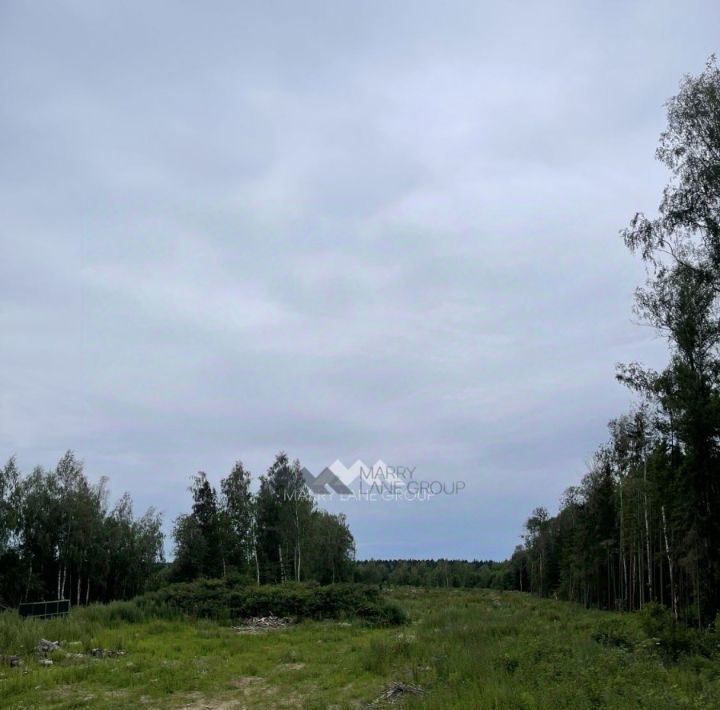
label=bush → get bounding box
[638,602,674,638]
[134,580,407,626]
[591,617,643,650]
[592,603,719,662]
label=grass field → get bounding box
[1,588,719,708]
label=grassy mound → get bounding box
[135,580,407,626]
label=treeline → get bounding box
[354,559,513,589]
[516,58,720,627]
[0,452,163,608]
[0,450,356,608]
[170,453,355,586]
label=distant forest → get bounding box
[354,559,513,589]
[514,58,720,627]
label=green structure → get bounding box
[18,600,70,619]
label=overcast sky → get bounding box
[1,1,719,560]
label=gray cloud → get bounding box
[2,1,718,559]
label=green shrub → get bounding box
[591,616,643,650]
[0,581,406,655]
[592,602,719,662]
[638,602,674,638]
[134,580,406,626]
[638,602,700,660]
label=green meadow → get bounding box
[2,588,719,708]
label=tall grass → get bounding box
[0,581,404,657]
[3,588,718,708]
[387,589,720,709]
[0,599,180,656]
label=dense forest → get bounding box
[0,451,163,607]
[515,58,720,627]
[0,451,355,608]
[171,452,355,586]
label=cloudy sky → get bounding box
[1,1,718,560]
